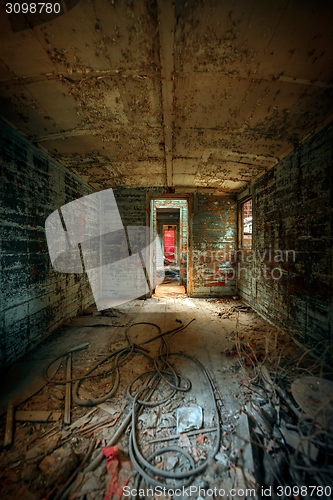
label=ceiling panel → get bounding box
[257,1,333,82]
[0,0,333,193]
[174,0,288,75]
[24,79,82,130]
[0,84,61,136]
[174,74,252,129]
[0,19,55,77]
[173,128,288,160]
[94,0,160,71]
[34,2,111,74]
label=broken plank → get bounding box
[78,388,122,416]
[80,413,121,436]
[64,353,72,425]
[260,365,279,404]
[68,408,97,430]
[280,420,318,461]
[4,402,14,448]
[233,412,255,474]
[15,410,62,422]
[148,426,218,444]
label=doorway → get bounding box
[150,198,188,296]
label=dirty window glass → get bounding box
[240,198,252,248]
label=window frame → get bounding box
[238,196,252,249]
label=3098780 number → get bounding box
[5,3,61,14]
[276,485,332,497]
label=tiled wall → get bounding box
[0,121,95,368]
[238,123,333,346]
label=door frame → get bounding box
[147,194,192,295]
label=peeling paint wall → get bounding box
[238,123,333,346]
[113,188,237,297]
[191,194,237,297]
[113,187,165,227]
[0,121,95,369]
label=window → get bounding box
[239,198,252,248]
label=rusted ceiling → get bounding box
[1,0,333,193]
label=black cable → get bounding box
[42,316,220,491]
[44,319,195,406]
[128,352,221,489]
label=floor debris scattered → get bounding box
[0,296,332,499]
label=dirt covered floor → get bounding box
[0,297,332,500]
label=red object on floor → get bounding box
[102,445,132,500]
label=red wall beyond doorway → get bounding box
[164,230,175,261]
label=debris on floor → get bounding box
[0,297,332,499]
